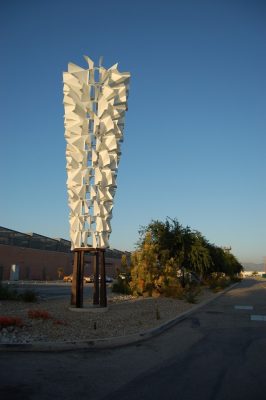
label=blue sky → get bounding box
[1,0,265,263]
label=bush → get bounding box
[0,316,23,328]
[28,310,52,320]
[183,285,201,303]
[183,292,196,303]
[0,284,38,302]
[0,284,18,300]
[53,319,68,326]
[18,290,37,303]
[112,277,132,295]
[163,284,184,299]
[230,275,242,283]
[206,272,231,292]
[129,233,159,296]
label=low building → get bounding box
[0,226,128,281]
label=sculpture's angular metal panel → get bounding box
[63,56,130,249]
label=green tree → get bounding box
[132,217,242,297]
[139,219,211,278]
[181,228,212,276]
[223,252,243,276]
[139,218,183,268]
[207,244,243,277]
[130,232,160,296]
[112,254,132,295]
[120,254,130,276]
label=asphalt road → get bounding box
[1,278,266,400]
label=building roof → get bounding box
[0,226,128,258]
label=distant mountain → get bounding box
[242,262,265,272]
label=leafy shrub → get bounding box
[151,289,161,298]
[0,285,11,300]
[252,271,259,276]
[206,272,231,292]
[28,310,52,320]
[163,284,184,299]
[183,285,201,303]
[112,277,132,295]
[143,283,153,297]
[113,254,132,295]
[0,316,23,328]
[129,233,159,296]
[53,319,68,326]
[183,292,196,303]
[0,284,18,300]
[18,290,37,303]
[0,284,38,302]
[218,279,230,289]
[230,275,242,283]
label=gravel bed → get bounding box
[0,289,216,344]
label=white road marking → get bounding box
[250,315,266,321]
[234,305,253,310]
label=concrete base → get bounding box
[69,305,108,313]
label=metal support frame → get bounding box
[99,250,107,307]
[71,247,107,308]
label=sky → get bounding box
[0,0,265,264]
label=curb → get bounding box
[0,282,240,352]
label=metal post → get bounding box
[93,251,100,305]
[99,250,107,307]
[71,249,84,308]
[71,250,78,306]
[78,250,84,307]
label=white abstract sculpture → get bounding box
[63,56,130,250]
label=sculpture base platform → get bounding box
[69,305,109,313]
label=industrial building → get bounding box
[0,226,126,281]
